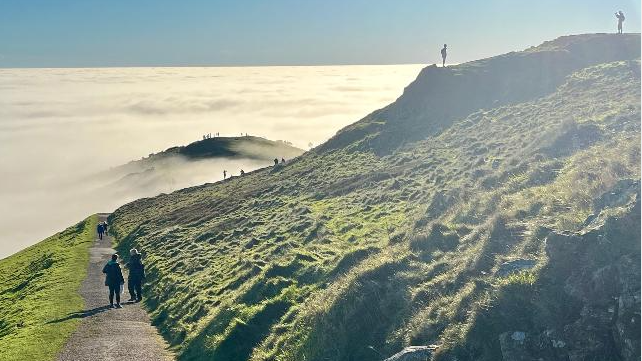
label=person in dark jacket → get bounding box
[126,249,146,302]
[102,254,125,308]
[97,223,104,240]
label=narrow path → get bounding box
[57,214,174,361]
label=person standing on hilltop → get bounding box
[441,44,448,67]
[274,158,279,166]
[223,170,227,179]
[102,254,125,308]
[126,249,146,302]
[615,11,625,34]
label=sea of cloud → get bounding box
[0,64,423,258]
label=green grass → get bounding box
[0,216,96,361]
[104,36,640,361]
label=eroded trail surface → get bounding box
[57,214,173,361]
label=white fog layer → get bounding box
[0,65,423,258]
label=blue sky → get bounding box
[0,0,640,67]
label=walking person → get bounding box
[97,222,104,240]
[615,11,625,34]
[102,254,125,308]
[441,44,448,67]
[126,249,146,302]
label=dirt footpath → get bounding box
[57,214,174,361]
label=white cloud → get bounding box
[0,64,423,258]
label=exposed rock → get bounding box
[499,331,537,361]
[497,259,537,277]
[495,186,640,361]
[384,345,437,361]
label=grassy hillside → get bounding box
[0,216,96,361]
[109,34,640,361]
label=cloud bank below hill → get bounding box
[0,64,423,258]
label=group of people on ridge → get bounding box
[222,156,287,180]
[102,248,146,308]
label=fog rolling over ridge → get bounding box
[0,64,423,258]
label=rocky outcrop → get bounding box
[497,259,537,278]
[499,185,640,361]
[384,345,438,361]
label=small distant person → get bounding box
[441,44,448,67]
[126,249,146,302]
[102,254,124,308]
[223,170,227,179]
[615,11,625,34]
[281,157,285,163]
[97,223,104,240]
[274,158,279,166]
[240,169,245,176]
[102,221,109,234]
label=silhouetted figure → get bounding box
[615,11,625,34]
[281,158,285,163]
[240,169,245,176]
[126,249,145,302]
[97,223,105,240]
[223,170,227,179]
[102,221,108,234]
[274,158,279,166]
[102,254,124,308]
[441,44,448,67]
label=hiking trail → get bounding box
[57,214,174,361]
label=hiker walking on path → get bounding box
[102,254,125,308]
[274,158,279,166]
[126,249,146,302]
[97,223,105,240]
[615,11,625,34]
[441,44,448,67]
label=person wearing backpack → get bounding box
[126,249,146,302]
[102,254,125,308]
[615,11,625,34]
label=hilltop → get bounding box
[116,136,303,172]
[93,136,305,201]
[108,136,304,183]
[106,33,640,361]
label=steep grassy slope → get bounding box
[0,216,96,361]
[109,34,640,361]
